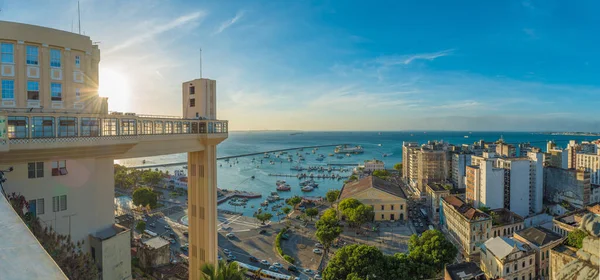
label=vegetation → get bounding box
[136,221,146,232]
[200,260,246,280]
[275,228,295,264]
[393,162,403,172]
[282,206,292,216]
[372,169,390,180]
[141,169,164,186]
[326,189,341,206]
[566,229,587,249]
[305,207,319,221]
[132,187,159,209]
[255,213,273,225]
[345,175,359,184]
[323,230,457,280]
[8,193,99,279]
[478,206,491,213]
[286,196,302,208]
[338,198,374,228]
[442,184,453,191]
[316,209,343,252]
[114,164,139,189]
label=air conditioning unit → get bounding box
[125,112,136,116]
[110,112,123,115]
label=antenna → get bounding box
[199,48,203,79]
[77,0,81,35]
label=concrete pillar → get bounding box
[188,144,218,280]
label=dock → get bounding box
[327,163,360,166]
[129,143,349,169]
[217,190,262,205]
[268,173,348,180]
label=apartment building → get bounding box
[452,153,472,189]
[425,183,451,224]
[514,226,564,279]
[576,152,600,186]
[0,21,228,279]
[479,237,535,280]
[544,167,591,209]
[402,141,449,196]
[495,141,516,158]
[440,196,492,259]
[552,203,600,237]
[544,147,568,169]
[402,141,419,187]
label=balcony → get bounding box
[0,110,228,163]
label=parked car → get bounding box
[314,275,322,280]
[169,232,176,238]
[313,248,323,254]
[260,260,270,266]
[249,256,259,263]
[315,243,324,248]
[223,249,231,254]
[287,265,298,272]
[227,254,236,261]
[268,266,279,272]
[226,233,235,239]
[149,223,156,228]
[259,229,267,234]
[164,225,170,229]
[217,256,222,261]
[273,262,283,268]
[304,268,313,274]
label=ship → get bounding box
[334,144,364,154]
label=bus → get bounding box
[144,229,158,237]
[235,261,297,280]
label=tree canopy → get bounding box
[393,163,403,171]
[287,196,302,207]
[372,169,390,180]
[338,198,374,228]
[282,206,292,215]
[136,221,146,232]
[407,229,458,271]
[566,229,587,249]
[141,170,164,186]
[316,209,343,251]
[200,260,246,280]
[326,189,341,205]
[323,244,387,280]
[256,213,273,224]
[305,208,319,221]
[132,187,158,209]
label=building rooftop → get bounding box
[481,237,529,261]
[143,237,170,249]
[445,262,486,280]
[555,203,600,228]
[516,226,563,247]
[90,224,129,240]
[490,208,524,226]
[442,196,490,221]
[552,244,579,258]
[339,176,406,200]
[426,183,452,192]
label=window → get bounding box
[53,195,67,212]
[75,88,80,100]
[58,117,77,137]
[75,55,80,68]
[189,85,195,94]
[102,118,118,136]
[165,122,173,134]
[143,121,153,134]
[514,264,517,271]
[80,118,100,136]
[154,121,164,134]
[542,252,544,260]
[391,205,394,210]
[7,116,28,139]
[120,119,136,135]
[32,117,55,138]
[506,267,510,273]
[30,198,44,215]
[183,122,190,133]
[522,261,525,268]
[400,204,403,210]
[174,122,182,133]
[529,258,532,265]
[26,46,39,65]
[28,162,44,178]
[1,43,14,63]
[380,205,384,210]
[50,49,61,67]
[546,250,549,258]
[27,81,40,100]
[190,98,196,107]
[1,79,15,99]
[51,83,62,101]
[52,160,67,176]
[381,214,384,219]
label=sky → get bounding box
[1,0,600,132]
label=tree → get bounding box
[200,260,246,280]
[347,204,374,228]
[478,206,491,213]
[566,229,587,249]
[305,208,319,221]
[136,221,146,232]
[282,206,292,216]
[408,229,458,272]
[393,162,403,171]
[372,169,390,180]
[323,244,387,280]
[338,198,361,214]
[256,213,273,225]
[132,187,158,209]
[287,196,302,208]
[326,190,340,206]
[141,170,163,186]
[316,209,342,252]
[8,193,99,279]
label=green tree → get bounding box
[408,229,458,272]
[347,175,358,182]
[141,170,163,186]
[566,229,587,249]
[305,208,319,221]
[338,198,361,214]
[200,260,246,280]
[256,213,273,225]
[478,206,491,213]
[323,244,387,280]
[282,206,292,216]
[326,190,341,206]
[347,204,374,228]
[393,162,403,171]
[316,209,343,252]
[136,221,146,232]
[372,169,390,180]
[132,187,158,209]
[287,196,302,208]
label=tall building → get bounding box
[465,152,543,217]
[495,141,516,158]
[544,167,591,209]
[403,141,449,195]
[425,183,451,224]
[0,21,228,279]
[544,147,568,169]
[479,237,535,280]
[452,153,471,189]
[440,195,491,259]
[576,153,600,185]
[402,141,419,188]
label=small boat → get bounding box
[260,200,269,206]
[329,154,334,157]
[382,154,388,157]
[336,155,344,159]
[263,153,270,158]
[316,157,324,161]
[277,185,291,191]
[378,144,382,147]
[464,135,469,138]
[301,186,314,192]
[251,175,255,179]
[346,153,351,157]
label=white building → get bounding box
[363,159,385,172]
[480,237,535,280]
[452,153,471,189]
[576,153,600,185]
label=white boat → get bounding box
[263,153,270,158]
[301,186,314,192]
[464,135,469,138]
[334,144,364,154]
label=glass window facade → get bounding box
[7,116,28,139]
[58,117,77,137]
[80,118,100,136]
[1,43,14,63]
[102,118,118,136]
[32,117,55,138]
[154,121,164,134]
[143,121,152,134]
[1,79,15,99]
[51,83,62,101]
[27,81,40,100]
[174,122,182,133]
[50,49,61,67]
[120,119,136,135]
[26,46,39,65]
[165,121,173,134]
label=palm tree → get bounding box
[200,260,246,280]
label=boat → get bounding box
[464,135,469,138]
[263,153,270,158]
[346,153,351,157]
[334,144,364,154]
[328,154,334,157]
[382,154,388,157]
[315,157,324,161]
[378,144,382,147]
[336,155,344,159]
[291,165,303,171]
[308,182,319,188]
[260,200,269,206]
[301,186,314,192]
[276,184,291,191]
[251,175,255,179]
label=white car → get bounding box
[223,249,231,254]
[260,260,270,266]
[272,262,283,268]
[314,275,322,280]
[304,268,313,274]
[226,233,235,238]
[312,248,323,254]
[164,225,170,229]
[269,266,279,272]
[315,243,324,248]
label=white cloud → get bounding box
[213,11,245,35]
[104,11,205,55]
[375,49,454,66]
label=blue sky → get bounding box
[2,0,600,131]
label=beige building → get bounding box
[416,148,448,195]
[339,176,407,221]
[0,21,228,279]
[576,152,600,186]
[552,203,600,236]
[514,226,564,279]
[363,159,385,172]
[480,237,535,280]
[495,141,516,158]
[138,237,171,268]
[425,183,451,225]
[441,196,491,259]
[489,208,525,239]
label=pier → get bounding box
[268,173,347,179]
[129,143,349,169]
[217,190,262,205]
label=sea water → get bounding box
[116,131,595,216]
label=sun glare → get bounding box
[98,68,131,112]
